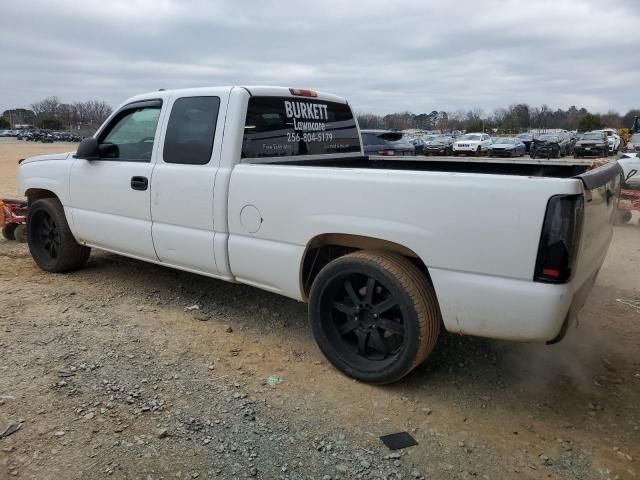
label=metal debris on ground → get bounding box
[0,423,20,438]
[615,298,640,312]
[380,431,418,450]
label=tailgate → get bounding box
[572,161,622,286]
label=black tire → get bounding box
[2,223,17,241]
[476,146,482,157]
[27,198,90,272]
[309,250,441,384]
[13,224,27,243]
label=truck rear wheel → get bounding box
[309,250,441,384]
[27,198,91,272]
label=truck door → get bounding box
[150,94,223,275]
[69,100,163,260]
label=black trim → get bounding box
[574,161,622,190]
[120,98,163,111]
[546,312,570,345]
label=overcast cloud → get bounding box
[1,0,639,115]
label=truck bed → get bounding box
[264,155,593,178]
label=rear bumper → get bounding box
[430,250,607,342]
[488,149,514,157]
[574,146,605,156]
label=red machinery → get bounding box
[617,188,640,225]
[1,199,28,242]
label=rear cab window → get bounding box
[163,96,220,165]
[241,96,361,160]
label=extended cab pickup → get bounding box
[17,86,622,384]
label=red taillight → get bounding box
[542,268,561,278]
[289,88,317,98]
[534,195,584,283]
[378,149,395,156]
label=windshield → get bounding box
[516,133,532,139]
[581,133,604,141]
[460,134,481,141]
[494,137,515,144]
[539,135,559,142]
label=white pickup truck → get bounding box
[17,86,621,384]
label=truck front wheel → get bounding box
[309,250,441,384]
[27,198,90,272]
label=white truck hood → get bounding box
[20,152,74,166]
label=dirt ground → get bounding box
[1,139,639,480]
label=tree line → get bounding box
[1,96,112,134]
[357,104,640,133]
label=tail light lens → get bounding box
[378,149,395,156]
[534,194,584,283]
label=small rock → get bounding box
[185,304,200,311]
[411,469,421,478]
[224,325,233,333]
[156,428,169,439]
[249,467,258,476]
[54,431,65,437]
[335,464,349,473]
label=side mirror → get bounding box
[76,137,100,160]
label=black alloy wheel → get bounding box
[27,198,90,272]
[309,251,441,384]
[30,208,61,261]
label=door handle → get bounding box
[131,176,148,191]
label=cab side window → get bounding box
[100,106,161,162]
[163,96,220,165]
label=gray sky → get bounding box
[1,0,639,115]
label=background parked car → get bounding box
[573,131,609,158]
[488,137,526,157]
[408,137,425,154]
[594,128,621,153]
[515,132,535,152]
[423,136,454,155]
[361,130,415,156]
[452,133,492,156]
[624,133,640,154]
[530,134,571,158]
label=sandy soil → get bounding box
[1,140,639,480]
[0,138,76,199]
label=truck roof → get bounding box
[121,86,348,107]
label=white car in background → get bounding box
[453,133,492,156]
[593,129,621,154]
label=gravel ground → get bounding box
[1,140,639,480]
